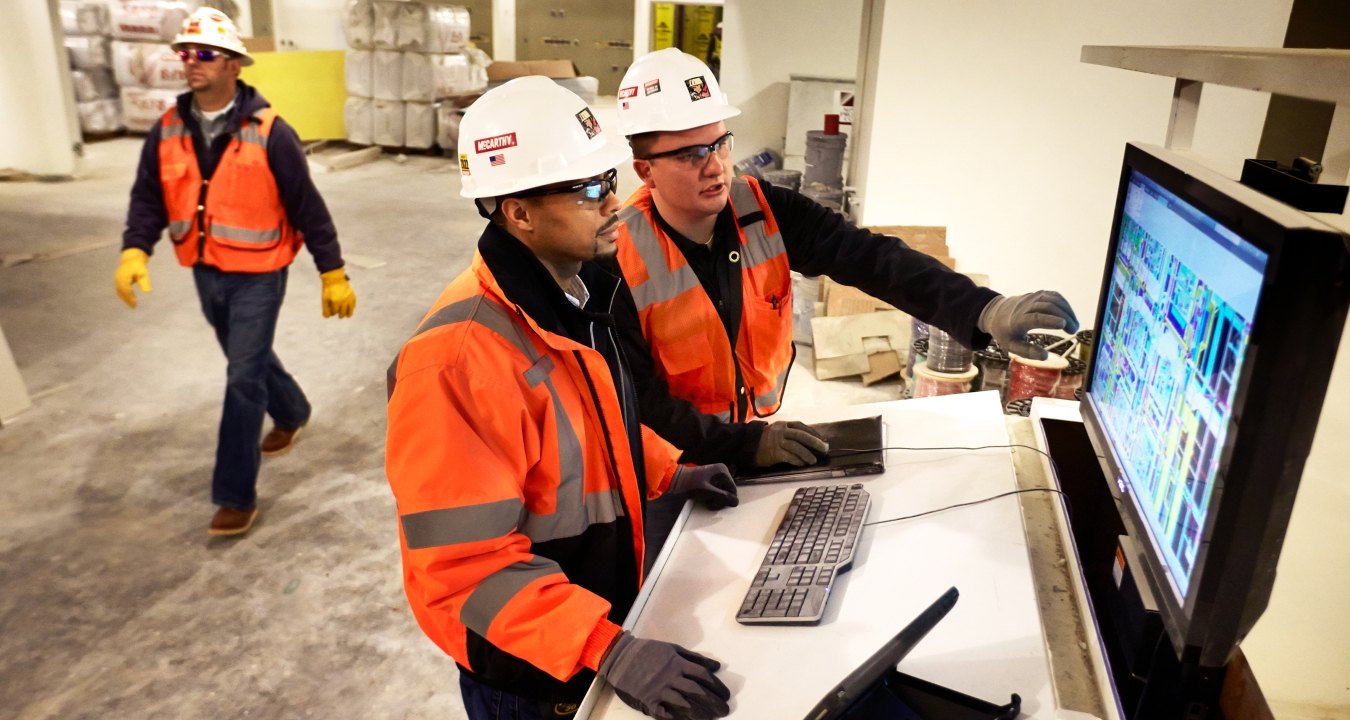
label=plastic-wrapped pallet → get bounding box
[371,1,399,49]
[425,6,469,54]
[429,54,471,99]
[401,52,433,102]
[345,97,374,146]
[121,86,180,132]
[61,0,111,36]
[405,101,435,149]
[71,68,120,102]
[554,77,598,106]
[65,35,111,70]
[343,0,374,50]
[345,50,374,98]
[463,46,491,94]
[78,99,125,134]
[372,99,405,147]
[109,0,196,42]
[372,49,403,101]
[111,40,188,89]
[435,103,464,152]
[395,1,428,51]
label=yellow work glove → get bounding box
[320,268,356,319]
[114,248,152,308]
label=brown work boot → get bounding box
[260,424,304,457]
[209,506,258,536]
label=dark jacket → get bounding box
[122,80,343,273]
[608,182,999,466]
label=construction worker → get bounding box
[114,8,356,537]
[609,48,1079,469]
[385,76,735,720]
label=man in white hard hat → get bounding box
[385,76,735,720]
[115,7,357,537]
[608,48,1079,470]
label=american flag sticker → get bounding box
[489,154,505,166]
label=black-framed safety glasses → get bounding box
[512,168,619,203]
[177,48,227,62]
[638,132,734,168]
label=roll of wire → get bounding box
[925,326,974,373]
[1007,352,1069,402]
[905,338,929,399]
[913,363,977,398]
[973,344,1011,403]
[1054,356,1087,400]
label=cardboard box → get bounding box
[866,225,955,269]
[486,59,579,82]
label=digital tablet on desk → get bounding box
[734,415,886,485]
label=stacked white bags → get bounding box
[109,0,195,132]
[343,0,487,149]
[62,0,123,134]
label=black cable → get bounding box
[823,443,1076,526]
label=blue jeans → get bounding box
[193,265,310,509]
[458,672,578,720]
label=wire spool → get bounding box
[1007,352,1069,402]
[1075,328,1095,369]
[1053,356,1086,400]
[904,338,930,398]
[913,364,977,399]
[925,326,973,373]
[973,347,1011,403]
[1004,397,1033,417]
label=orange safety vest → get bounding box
[386,254,680,682]
[157,107,302,273]
[615,177,793,422]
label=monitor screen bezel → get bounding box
[1080,142,1350,668]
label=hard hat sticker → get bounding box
[644,79,661,96]
[618,86,638,99]
[475,132,517,154]
[458,153,470,175]
[489,154,505,166]
[575,108,600,139]
[685,76,710,101]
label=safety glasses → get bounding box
[639,132,734,169]
[177,48,226,62]
[513,168,618,204]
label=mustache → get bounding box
[597,216,621,236]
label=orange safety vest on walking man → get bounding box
[386,254,682,692]
[158,107,303,273]
[614,176,794,422]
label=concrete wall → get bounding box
[0,0,82,177]
[718,0,863,162]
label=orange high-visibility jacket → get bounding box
[385,254,681,696]
[157,107,302,273]
[615,176,793,422]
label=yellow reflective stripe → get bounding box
[401,498,524,550]
[619,206,701,311]
[390,295,592,540]
[462,556,561,634]
[210,223,281,244]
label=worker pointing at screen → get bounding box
[606,48,1079,472]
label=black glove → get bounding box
[599,631,732,720]
[669,464,738,510]
[753,421,829,467]
[977,291,1080,360]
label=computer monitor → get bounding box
[1081,142,1350,671]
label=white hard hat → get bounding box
[458,76,632,199]
[615,48,740,136]
[172,7,252,66]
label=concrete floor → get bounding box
[0,130,900,719]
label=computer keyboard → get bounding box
[736,483,871,625]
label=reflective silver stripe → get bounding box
[754,366,789,412]
[461,556,561,635]
[401,498,525,550]
[210,223,281,244]
[162,123,190,139]
[712,408,731,422]
[168,220,192,239]
[237,123,267,149]
[729,179,786,270]
[619,205,701,311]
[391,294,592,543]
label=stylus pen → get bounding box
[801,586,960,720]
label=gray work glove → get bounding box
[669,464,738,510]
[977,291,1080,360]
[753,420,829,467]
[599,631,732,720]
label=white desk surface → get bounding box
[579,391,1057,719]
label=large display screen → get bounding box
[1089,169,1268,601]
